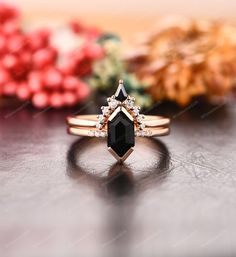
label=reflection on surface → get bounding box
[67,137,170,197]
[67,137,171,257]
[106,163,134,197]
[0,102,235,257]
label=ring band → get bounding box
[66,80,171,161]
[67,115,170,128]
[68,126,170,137]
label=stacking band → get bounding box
[68,126,170,138]
[67,115,170,128]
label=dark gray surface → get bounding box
[0,101,236,257]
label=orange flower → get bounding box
[125,17,236,106]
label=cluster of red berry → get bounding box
[0,3,104,108]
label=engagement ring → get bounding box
[67,80,170,161]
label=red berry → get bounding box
[63,76,80,90]
[49,92,64,108]
[0,68,10,85]
[69,49,85,64]
[33,48,57,68]
[2,20,20,35]
[19,51,32,66]
[16,82,31,100]
[27,29,50,51]
[14,64,28,79]
[2,55,26,78]
[63,91,77,106]
[84,43,104,59]
[0,35,7,55]
[28,71,43,92]
[77,81,90,101]
[7,34,26,54]
[0,6,104,109]
[2,54,19,70]
[0,3,19,22]
[2,81,17,96]
[76,60,92,76]
[32,91,49,108]
[44,68,63,89]
[59,59,76,75]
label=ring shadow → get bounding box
[66,138,171,257]
[66,137,171,199]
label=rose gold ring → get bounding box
[66,80,171,161]
[67,115,170,128]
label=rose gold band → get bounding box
[67,113,170,138]
[68,126,170,138]
[67,115,170,127]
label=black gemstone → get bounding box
[108,111,135,157]
[115,83,128,101]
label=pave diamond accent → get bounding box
[101,106,110,116]
[96,115,105,129]
[88,130,107,137]
[95,81,145,142]
[88,130,95,137]
[135,130,152,137]
[132,106,140,116]
[108,98,118,109]
[97,115,105,124]
[124,96,135,109]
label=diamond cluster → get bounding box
[96,88,146,132]
[88,130,107,137]
[135,130,152,137]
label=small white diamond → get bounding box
[88,130,94,137]
[139,123,146,130]
[98,115,105,123]
[136,115,144,123]
[133,106,140,116]
[95,131,100,137]
[125,99,134,109]
[136,130,146,137]
[101,106,110,116]
[141,131,146,137]
[108,99,118,109]
[100,131,106,137]
[96,123,103,129]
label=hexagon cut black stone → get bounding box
[108,111,135,157]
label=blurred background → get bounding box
[10,0,236,18]
[1,1,236,257]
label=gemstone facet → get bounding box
[108,108,135,159]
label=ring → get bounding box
[66,80,171,161]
